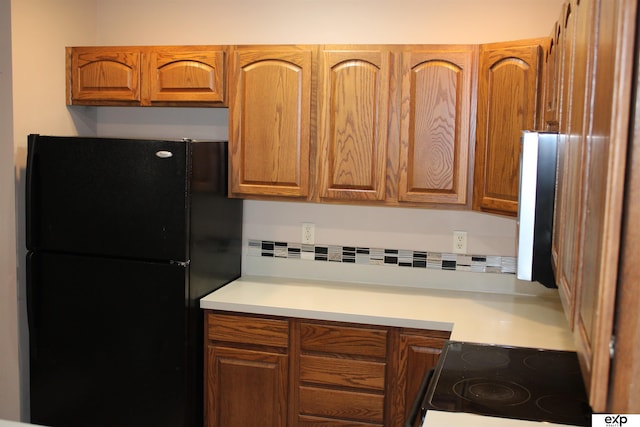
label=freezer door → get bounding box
[26,135,189,261]
[27,251,189,427]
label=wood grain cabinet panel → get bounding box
[542,21,561,131]
[554,0,584,329]
[206,345,288,427]
[395,331,449,427]
[473,39,544,216]
[228,46,312,198]
[68,47,141,104]
[398,46,475,205]
[298,415,381,427]
[146,46,224,104]
[300,321,388,358]
[299,355,386,391]
[317,48,392,202]
[551,1,571,281]
[299,386,384,425]
[206,312,289,348]
[297,320,389,425]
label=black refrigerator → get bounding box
[25,134,243,427]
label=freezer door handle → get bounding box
[405,368,435,427]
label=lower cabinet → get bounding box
[206,346,288,427]
[204,312,289,427]
[395,331,450,427]
[204,311,450,427]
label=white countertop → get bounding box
[201,275,574,350]
[422,411,571,427]
[0,420,41,427]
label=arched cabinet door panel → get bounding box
[473,39,544,216]
[147,47,225,104]
[228,47,312,198]
[317,48,392,202]
[398,46,476,205]
[69,47,141,104]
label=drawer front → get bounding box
[299,355,385,391]
[206,312,289,348]
[298,414,382,426]
[300,322,387,358]
[299,386,384,424]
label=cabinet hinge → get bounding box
[609,335,616,359]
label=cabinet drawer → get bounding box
[300,322,387,358]
[300,355,386,391]
[299,386,384,424]
[298,414,382,426]
[206,312,289,348]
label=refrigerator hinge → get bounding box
[609,335,616,359]
[171,260,190,267]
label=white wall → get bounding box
[93,0,563,45]
[0,0,19,420]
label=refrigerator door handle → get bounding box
[25,252,39,359]
[25,134,39,250]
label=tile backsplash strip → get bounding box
[248,240,517,275]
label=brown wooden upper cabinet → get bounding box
[317,47,392,202]
[473,38,544,216]
[66,46,226,106]
[548,0,636,412]
[398,46,476,206]
[228,46,312,198]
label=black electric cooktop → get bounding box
[424,341,592,426]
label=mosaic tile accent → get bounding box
[248,240,517,275]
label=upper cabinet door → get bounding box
[398,46,476,205]
[473,39,543,216]
[317,48,392,201]
[542,22,561,131]
[68,47,141,104]
[228,47,312,198]
[146,46,225,105]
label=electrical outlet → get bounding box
[302,223,315,244]
[453,231,467,254]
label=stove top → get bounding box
[424,341,592,426]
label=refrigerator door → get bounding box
[27,251,188,427]
[26,135,189,261]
